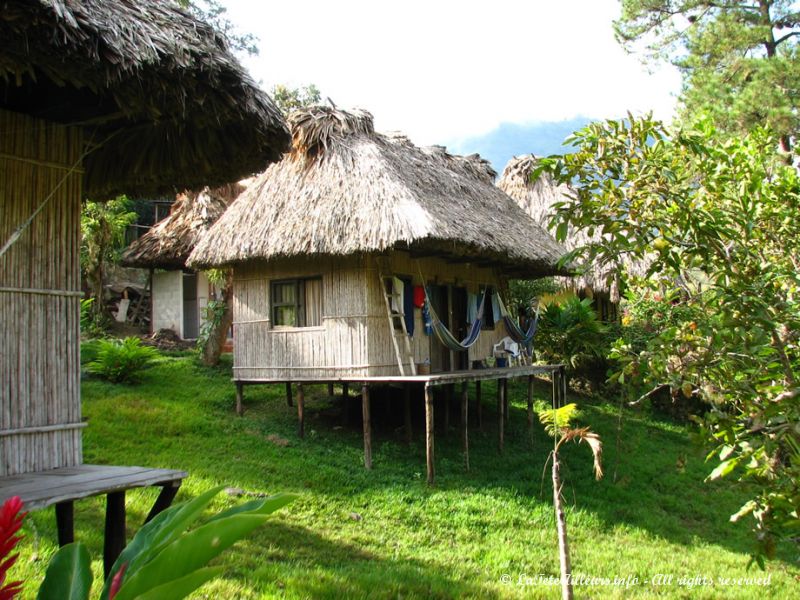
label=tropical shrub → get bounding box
[85,338,159,383]
[541,115,800,564]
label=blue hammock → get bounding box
[425,288,487,352]
[495,293,540,345]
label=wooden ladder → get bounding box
[376,258,416,376]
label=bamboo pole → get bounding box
[362,384,372,469]
[425,383,434,484]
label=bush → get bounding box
[85,337,159,383]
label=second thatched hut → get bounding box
[189,107,567,382]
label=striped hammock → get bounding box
[496,293,540,345]
[425,288,487,352]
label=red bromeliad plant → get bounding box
[0,496,26,600]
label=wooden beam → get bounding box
[55,501,74,546]
[362,385,372,470]
[404,384,413,444]
[498,380,505,453]
[475,380,482,430]
[297,384,305,438]
[144,482,181,524]
[235,381,244,416]
[104,491,126,578]
[425,383,435,484]
[527,376,534,438]
[461,383,469,471]
[285,382,293,407]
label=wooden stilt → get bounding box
[475,380,482,430]
[327,382,335,397]
[503,378,509,424]
[342,382,350,424]
[297,384,305,438]
[104,491,126,578]
[425,383,435,484]
[362,385,372,469]
[461,383,469,471]
[552,369,558,409]
[55,501,74,546]
[144,482,181,524]
[285,382,293,407]
[404,384,413,444]
[561,366,567,407]
[443,385,451,434]
[235,381,243,416]
[498,380,505,453]
[527,375,534,434]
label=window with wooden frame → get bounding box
[271,277,323,327]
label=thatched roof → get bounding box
[0,0,289,199]
[188,107,568,278]
[498,155,648,300]
[121,183,245,270]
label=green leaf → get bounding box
[37,543,92,600]
[706,456,741,481]
[101,486,224,599]
[131,567,223,600]
[112,515,275,600]
[207,493,297,523]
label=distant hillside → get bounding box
[448,117,591,175]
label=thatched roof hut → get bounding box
[121,183,245,270]
[189,107,566,278]
[1,0,290,199]
[498,154,628,302]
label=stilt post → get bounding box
[285,382,293,407]
[104,491,126,578]
[297,383,305,438]
[235,381,243,416]
[425,383,435,484]
[362,384,372,469]
[475,380,482,430]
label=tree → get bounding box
[539,115,800,564]
[80,197,136,320]
[180,0,259,56]
[615,0,800,153]
[270,84,322,115]
[537,403,603,600]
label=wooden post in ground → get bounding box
[144,483,181,524]
[475,380,482,430]
[55,501,74,546]
[552,369,558,409]
[235,381,243,416]
[297,384,305,438]
[104,491,126,577]
[561,366,567,408]
[443,385,451,434]
[285,382,293,407]
[503,378,509,425]
[461,382,469,471]
[327,382,335,397]
[404,384,413,444]
[342,382,350,425]
[527,375,535,440]
[362,384,372,469]
[425,383,435,484]
[498,379,505,452]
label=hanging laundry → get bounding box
[402,277,415,336]
[466,292,478,324]
[391,276,404,313]
[422,301,433,335]
[413,285,425,308]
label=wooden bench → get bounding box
[0,464,187,576]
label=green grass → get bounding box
[11,353,799,598]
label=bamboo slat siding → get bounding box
[0,109,83,476]
[232,251,509,381]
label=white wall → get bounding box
[152,270,182,335]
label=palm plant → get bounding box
[537,402,603,600]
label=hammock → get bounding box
[495,293,540,345]
[425,287,487,352]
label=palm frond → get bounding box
[536,402,580,437]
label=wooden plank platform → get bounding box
[0,464,187,577]
[0,464,187,509]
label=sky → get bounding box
[221,0,681,152]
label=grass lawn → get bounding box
[11,352,799,599]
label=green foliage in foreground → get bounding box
[11,354,798,598]
[85,338,159,384]
[35,488,294,600]
[540,115,800,564]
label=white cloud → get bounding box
[223,0,681,146]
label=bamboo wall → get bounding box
[0,109,83,476]
[232,251,509,381]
